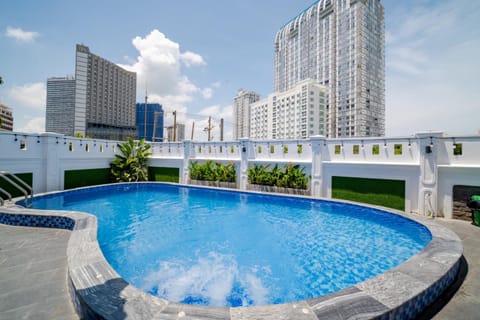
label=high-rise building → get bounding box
[274,0,385,138]
[46,76,75,135]
[74,44,137,140]
[233,89,260,140]
[250,79,327,140]
[167,123,185,142]
[0,104,13,131]
[136,103,164,142]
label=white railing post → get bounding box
[182,140,192,184]
[43,133,63,192]
[239,138,250,191]
[310,135,326,198]
[416,132,444,216]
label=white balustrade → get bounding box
[1,131,480,218]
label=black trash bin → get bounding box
[467,195,480,226]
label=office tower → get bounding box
[274,0,385,137]
[74,44,137,140]
[250,79,327,140]
[233,89,260,140]
[46,76,75,135]
[136,103,164,142]
[0,104,13,131]
[167,123,185,142]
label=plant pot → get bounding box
[247,183,310,196]
[473,210,480,227]
[189,179,237,189]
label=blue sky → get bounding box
[1,0,479,140]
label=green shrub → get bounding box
[189,160,236,183]
[247,164,309,189]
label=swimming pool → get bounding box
[26,183,432,308]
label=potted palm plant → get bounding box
[110,138,152,182]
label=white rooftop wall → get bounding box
[1,131,479,219]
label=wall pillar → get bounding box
[416,132,444,216]
[42,133,63,192]
[239,138,250,191]
[182,140,192,184]
[310,135,326,198]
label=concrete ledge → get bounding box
[0,185,463,320]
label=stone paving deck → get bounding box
[0,216,477,319]
[432,219,480,320]
[0,224,79,320]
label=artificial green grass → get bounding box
[332,176,405,211]
[148,167,179,183]
[64,168,110,190]
[0,172,33,198]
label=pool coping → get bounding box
[0,182,463,320]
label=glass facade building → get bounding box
[136,103,164,142]
[274,0,385,138]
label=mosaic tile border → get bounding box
[0,212,75,230]
[1,182,464,320]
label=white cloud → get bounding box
[8,82,46,109]
[198,104,233,122]
[180,51,206,67]
[198,105,220,117]
[120,29,208,121]
[385,0,480,136]
[122,29,220,127]
[211,82,221,89]
[5,26,39,43]
[18,117,45,133]
[200,82,222,99]
[201,88,213,99]
[148,93,188,125]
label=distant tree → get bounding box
[74,132,84,138]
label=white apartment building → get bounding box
[233,90,260,140]
[274,0,385,138]
[250,79,327,140]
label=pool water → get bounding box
[28,183,431,307]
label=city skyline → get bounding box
[1,0,479,140]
